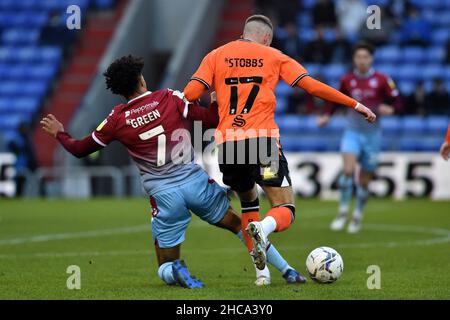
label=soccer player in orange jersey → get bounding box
[440,125,450,160]
[184,15,376,271]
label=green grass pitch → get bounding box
[0,198,449,299]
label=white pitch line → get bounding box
[0,223,449,260]
[0,225,150,246]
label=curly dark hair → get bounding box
[353,41,375,56]
[103,55,144,97]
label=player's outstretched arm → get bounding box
[297,76,376,123]
[40,114,102,158]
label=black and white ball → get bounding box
[306,247,344,283]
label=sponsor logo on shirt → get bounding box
[232,115,247,128]
[125,101,160,118]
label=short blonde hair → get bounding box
[245,14,273,31]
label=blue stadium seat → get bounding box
[1,28,40,45]
[297,13,312,28]
[13,47,37,62]
[0,11,47,27]
[426,116,448,135]
[426,46,445,63]
[275,82,293,98]
[398,81,415,96]
[401,116,426,135]
[410,0,443,10]
[0,114,25,131]
[28,63,58,80]
[275,98,288,114]
[431,29,450,44]
[419,137,444,151]
[322,64,347,83]
[0,81,48,98]
[301,0,316,10]
[435,12,450,27]
[22,81,48,97]
[95,0,115,9]
[279,136,300,152]
[380,117,401,136]
[321,116,346,134]
[304,116,321,134]
[0,81,20,96]
[5,64,29,79]
[375,64,396,76]
[0,63,8,79]
[422,64,443,80]
[369,0,390,6]
[323,28,336,43]
[375,46,401,63]
[397,65,421,82]
[39,46,62,63]
[299,28,315,42]
[13,97,41,113]
[276,116,307,134]
[399,137,421,151]
[0,98,9,113]
[444,66,450,82]
[381,139,395,151]
[281,136,328,152]
[304,63,321,77]
[403,47,425,63]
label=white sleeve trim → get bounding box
[182,102,189,118]
[91,132,107,147]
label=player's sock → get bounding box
[236,230,290,275]
[261,205,294,235]
[158,262,176,285]
[338,174,353,215]
[266,243,291,274]
[241,198,261,252]
[354,185,369,220]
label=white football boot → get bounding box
[330,214,348,231]
[347,216,362,234]
[254,265,271,286]
[254,276,271,286]
[246,221,268,270]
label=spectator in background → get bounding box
[331,29,352,63]
[336,0,366,36]
[426,78,450,115]
[40,10,78,54]
[359,6,396,46]
[405,81,426,115]
[399,6,431,46]
[305,27,332,64]
[312,0,337,28]
[7,122,37,197]
[445,39,450,64]
[254,0,299,26]
[275,22,304,62]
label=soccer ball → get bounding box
[306,247,344,283]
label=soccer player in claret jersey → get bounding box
[318,42,401,233]
[184,15,376,271]
[40,55,302,288]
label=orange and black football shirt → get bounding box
[190,39,309,144]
